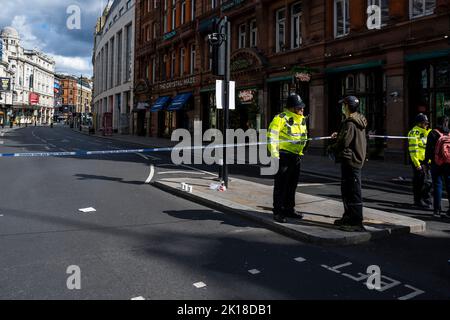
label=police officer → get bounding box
[268,93,308,223]
[408,113,432,208]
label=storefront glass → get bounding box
[410,59,450,127]
[328,68,386,158]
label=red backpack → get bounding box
[434,130,450,166]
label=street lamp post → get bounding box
[209,16,231,188]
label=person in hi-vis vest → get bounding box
[267,93,308,223]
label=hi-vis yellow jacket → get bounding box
[408,125,431,168]
[267,109,308,158]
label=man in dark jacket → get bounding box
[328,96,368,232]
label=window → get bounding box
[190,44,196,74]
[275,8,286,52]
[238,24,246,49]
[153,22,157,39]
[334,0,350,38]
[211,0,218,9]
[180,47,185,76]
[151,57,156,83]
[162,54,168,80]
[191,0,196,20]
[291,2,302,49]
[181,0,186,25]
[171,51,176,78]
[117,31,122,85]
[250,19,257,47]
[163,0,168,33]
[126,0,132,10]
[368,0,389,26]
[172,0,177,30]
[125,24,132,82]
[410,0,436,19]
[146,25,151,41]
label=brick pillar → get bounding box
[325,0,334,40]
[349,0,366,33]
[309,74,326,152]
[384,49,407,162]
[390,0,408,21]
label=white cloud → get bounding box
[11,15,40,50]
[52,54,92,76]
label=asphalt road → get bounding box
[0,125,448,300]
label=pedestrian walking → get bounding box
[424,116,450,218]
[268,93,309,223]
[408,114,432,209]
[328,96,367,232]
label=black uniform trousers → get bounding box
[411,164,432,205]
[273,151,302,216]
[341,163,363,225]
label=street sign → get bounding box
[229,81,235,110]
[0,77,11,92]
[216,80,223,109]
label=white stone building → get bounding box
[0,26,55,125]
[92,0,135,134]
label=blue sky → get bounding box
[0,0,108,76]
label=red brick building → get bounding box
[134,0,450,161]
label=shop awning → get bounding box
[266,75,293,83]
[167,93,192,112]
[405,49,450,62]
[150,96,171,112]
[325,60,384,74]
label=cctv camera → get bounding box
[390,91,399,98]
[208,33,221,46]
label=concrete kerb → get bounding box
[152,179,421,246]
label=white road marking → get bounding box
[79,207,97,213]
[321,262,352,274]
[298,182,341,187]
[61,139,70,143]
[45,146,50,150]
[59,148,69,152]
[136,153,149,160]
[193,282,207,289]
[145,165,155,184]
[398,285,425,300]
[248,269,261,275]
[179,164,217,177]
[131,296,145,300]
[157,171,205,175]
[0,141,4,144]
[294,257,306,263]
[49,143,57,148]
[146,155,161,161]
[0,214,4,217]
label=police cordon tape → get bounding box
[0,135,417,158]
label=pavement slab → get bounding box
[154,176,426,246]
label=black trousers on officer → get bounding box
[411,164,432,205]
[341,163,363,225]
[273,151,302,216]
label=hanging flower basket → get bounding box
[294,72,311,82]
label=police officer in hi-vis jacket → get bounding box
[268,93,308,223]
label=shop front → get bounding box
[134,79,151,136]
[407,54,450,128]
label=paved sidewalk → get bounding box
[79,130,413,187]
[154,176,426,246]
